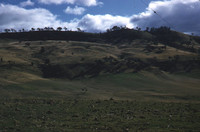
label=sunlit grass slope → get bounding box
[0,39,200,102]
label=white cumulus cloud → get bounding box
[64,6,85,15]
[1,0,200,35]
[0,4,77,31]
[38,0,103,6]
[131,0,200,35]
[20,0,34,7]
[0,3,133,32]
[77,14,134,32]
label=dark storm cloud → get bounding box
[131,0,200,35]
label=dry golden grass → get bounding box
[0,39,199,86]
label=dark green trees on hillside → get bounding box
[64,27,68,31]
[4,29,10,33]
[150,26,171,34]
[57,27,62,31]
[31,28,35,31]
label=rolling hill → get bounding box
[0,28,200,100]
[0,27,200,131]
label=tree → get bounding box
[44,27,49,31]
[150,26,171,34]
[4,29,10,33]
[10,28,16,32]
[44,27,53,31]
[57,27,62,31]
[150,27,156,33]
[111,26,121,31]
[106,29,111,33]
[77,28,82,32]
[106,26,122,32]
[64,27,68,31]
[145,27,149,32]
[31,28,35,31]
[120,26,128,30]
[37,28,41,31]
[50,27,54,31]
[136,27,141,31]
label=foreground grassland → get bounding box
[1,72,200,131]
[1,39,200,131]
[1,99,200,132]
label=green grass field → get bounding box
[1,71,200,131]
[1,99,200,132]
[1,71,200,102]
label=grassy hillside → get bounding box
[0,38,199,80]
[0,38,200,100]
[1,29,200,131]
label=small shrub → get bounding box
[40,47,45,53]
[44,59,50,65]
[81,57,85,61]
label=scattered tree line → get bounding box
[3,27,84,33]
[106,25,171,33]
[3,25,172,34]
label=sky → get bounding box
[0,0,200,35]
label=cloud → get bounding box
[0,3,133,32]
[131,0,200,35]
[1,0,200,35]
[38,0,103,6]
[0,4,78,31]
[20,0,34,7]
[77,14,134,32]
[64,6,85,15]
